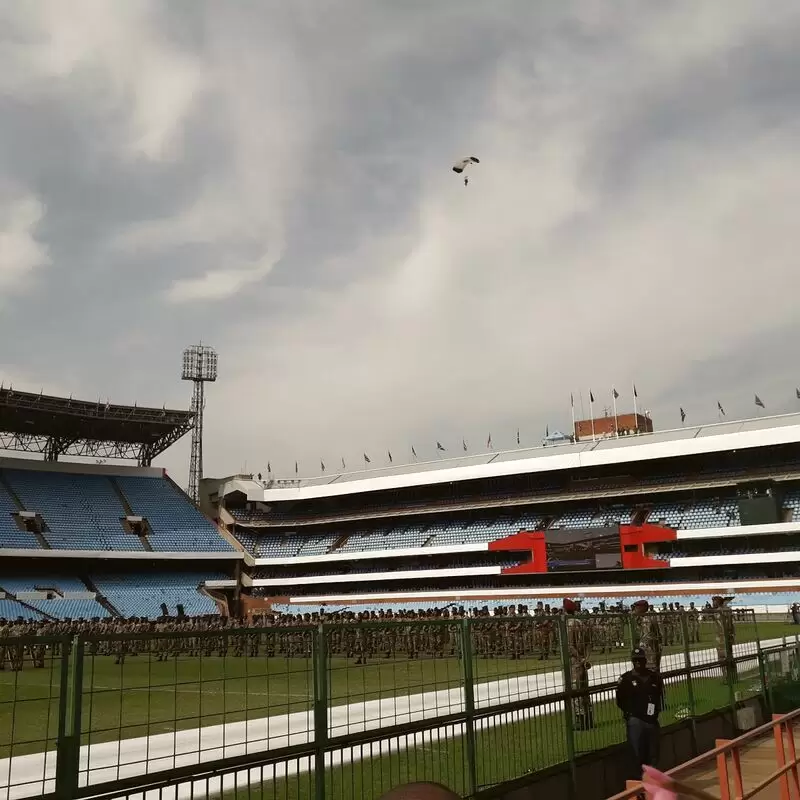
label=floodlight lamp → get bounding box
[181,345,218,382]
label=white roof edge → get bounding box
[253,566,502,587]
[677,521,800,539]
[261,415,800,503]
[0,549,244,560]
[289,576,800,604]
[670,551,800,567]
[0,455,163,479]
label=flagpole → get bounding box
[632,384,639,433]
[589,390,596,441]
[611,389,619,437]
[570,393,576,440]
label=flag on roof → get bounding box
[612,388,619,399]
[462,439,467,452]
[320,460,325,472]
[411,445,417,458]
[436,441,445,452]
[516,429,520,445]
[680,407,686,423]
[388,450,393,463]
[363,453,371,463]
[755,394,765,409]
[717,401,725,416]
[589,390,595,403]
[487,433,493,449]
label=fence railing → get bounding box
[0,610,798,799]
[607,707,800,800]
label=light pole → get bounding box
[181,344,218,503]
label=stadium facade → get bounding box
[2,380,800,619]
[208,413,800,614]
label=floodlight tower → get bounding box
[181,344,218,503]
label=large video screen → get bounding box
[543,526,622,572]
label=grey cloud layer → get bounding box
[1,1,800,485]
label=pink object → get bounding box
[643,765,678,800]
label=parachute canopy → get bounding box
[452,156,480,174]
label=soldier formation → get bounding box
[0,597,740,673]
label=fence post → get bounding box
[751,611,771,715]
[722,610,738,720]
[460,617,478,797]
[557,615,578,799]
[55,635,84,800]
[679,613,698,754]
[313,624,328,800]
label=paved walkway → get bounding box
[677,728,800,800]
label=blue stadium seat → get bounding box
[0,481,42,549]
[0,599,42,620]
[115,476,232,551]
[2,469,141,550]
[91,572,223,618]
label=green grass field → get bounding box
[221,657,769,799]
[0,619,793,759]
[0,618,796,799]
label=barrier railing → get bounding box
[608,707,800,800]
[0,610,797,799]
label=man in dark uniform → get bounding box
[616,646,664,776]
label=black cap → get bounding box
[632,647,647,661]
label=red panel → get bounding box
[620,523,676,570]
[489,524,677,575]
[490,530,547,574]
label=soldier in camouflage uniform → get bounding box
[564,598,593,730]
[632,600,662,673]
[711,595,736,684]
[687,602,701,644]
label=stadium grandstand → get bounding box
[0,386,242,622]
[205,412,800,616]
[5,385,800,800]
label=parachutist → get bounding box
[452,156,480,185]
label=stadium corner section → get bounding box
[0,384,245,621]
[211,412,800,613]
[0,455,245,621]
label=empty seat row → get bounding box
[0,468,232,553]
[91,572,223,618]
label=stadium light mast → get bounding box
[181,344,218,503]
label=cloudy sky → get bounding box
[2,1,800,486]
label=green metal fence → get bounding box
[0,610,798,799]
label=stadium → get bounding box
[2,378,800,800]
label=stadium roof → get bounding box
[0,386,193,465]
[262,413,800,502]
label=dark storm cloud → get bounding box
[1,1,800,485]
